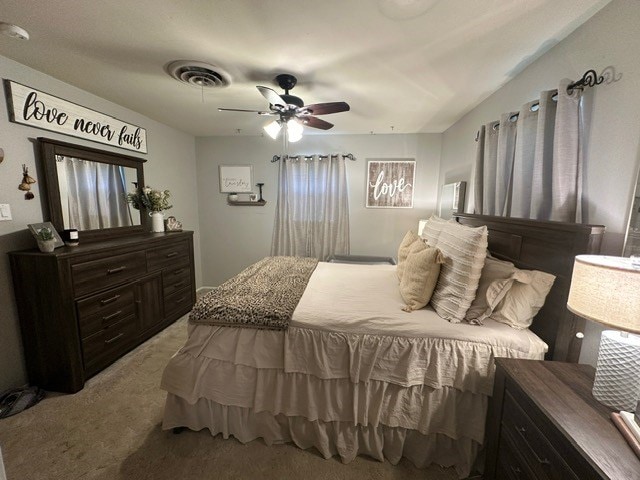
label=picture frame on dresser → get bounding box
[27,222,64,248]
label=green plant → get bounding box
[126,186,172,213]
[36,227,54,241]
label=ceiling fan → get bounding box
[218,74,350,142]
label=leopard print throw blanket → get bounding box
[189,256,319,330]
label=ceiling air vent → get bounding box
[166,61,231,88]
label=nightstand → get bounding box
[484,359,640,480]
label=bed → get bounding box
[160,214,604,477]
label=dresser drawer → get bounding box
[164,286,193,319]
[497,429,537,480]
[147,240,189,271]
[81,314,138,375]
[72,252,147,297]
[502,390,578,480]
[162,265,192,296]
[76,284,136,338]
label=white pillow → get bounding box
[429,221,488,323]
[420,215,448,247]
[465,257,531,324]
[491,270,555,329]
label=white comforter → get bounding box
[161,261,547,477]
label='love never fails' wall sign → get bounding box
[4,80,147,154]
[366,159,415,208]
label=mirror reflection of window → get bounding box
[55,156,140,230]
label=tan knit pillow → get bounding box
[429,221,488,323]
[400,241,444,312]
[491,270,555,329]
[397,230,420,281]
[465,257,531,324]
[420,215,448,247]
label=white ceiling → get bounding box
[0,0,610,137]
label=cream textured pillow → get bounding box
[397,230,421,281]
[429,221,488,323]
[400,241,444,312]
[491,270,556,329]
[420,215,448,246]
[465,257,531,324]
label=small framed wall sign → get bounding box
[219,165,253,193]
[366,159,416,208]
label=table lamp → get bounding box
[567,255,640,412]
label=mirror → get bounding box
[623,168,640,257]
[38,137,147,241]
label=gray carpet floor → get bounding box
[0,316,457,480]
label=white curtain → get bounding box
[474,79,582,222]
[271,155,350,260]
[56,156,133,230]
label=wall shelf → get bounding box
[227,200,266,206]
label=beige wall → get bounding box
[0,55,201,391]
[438,0,640,365]
[196,133,442,287]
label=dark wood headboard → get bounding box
[454,213,605,363]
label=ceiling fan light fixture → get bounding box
[287,120,303,143]
[264,120,282,140]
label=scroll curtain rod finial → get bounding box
[567,68,605,94]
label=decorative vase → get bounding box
[37,239,56,253]
[150,212,165,233]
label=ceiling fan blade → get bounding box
[257,86,287,109]
[300,102,350,116]
[218,108,275,115]
[298,115,334,130]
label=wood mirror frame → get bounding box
[38,137,147,242]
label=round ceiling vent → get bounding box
[166,60,231,88]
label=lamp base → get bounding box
[592,330,640,412]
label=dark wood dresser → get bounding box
[9,231,195,393]
[485,359,640,480]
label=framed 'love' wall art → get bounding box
[366,159,416,208]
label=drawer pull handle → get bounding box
[107,266,126,275]
[173,281,185,289]
[102,310,122,322]
[104,332,124,344]
[166,252,179,258]
[173,269,184,275]
[100,294,121,305]
[174,297,186,304]
[515,425,551,466]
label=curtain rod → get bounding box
[567,69,605,94]
[271,153,356,163]
[474,68,606,141]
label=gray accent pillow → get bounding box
[465,257,531,324]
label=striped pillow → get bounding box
[420,215,448,246]
[429,221,488,323]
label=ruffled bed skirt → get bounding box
[163,394,481,478]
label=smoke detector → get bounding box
[166,60,231,88]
